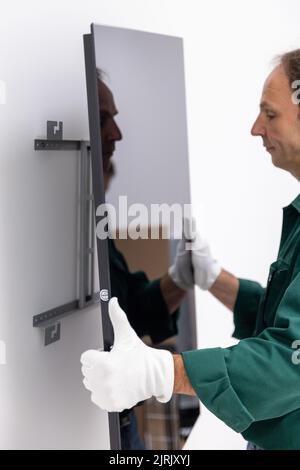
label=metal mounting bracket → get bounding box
[47,120,63,140]
[33,121,98,345]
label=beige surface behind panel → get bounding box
[115,226,170,280]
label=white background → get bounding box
[0,0,300,450]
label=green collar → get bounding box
[291,193,300,213]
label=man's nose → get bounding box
[109,120,123,141]
[251,115,265,137]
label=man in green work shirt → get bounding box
[81,49,300,450]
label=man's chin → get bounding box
[270,153,287,170]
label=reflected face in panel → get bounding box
[98,79,123,174]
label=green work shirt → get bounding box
[108,238,178,344]
[182,194,300,450]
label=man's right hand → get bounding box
[168,225,221,291]
[191,231,239,312]
[191,232,221,290]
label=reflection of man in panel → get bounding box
[93,72,205,449]
[82,51,300,450]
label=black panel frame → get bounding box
[83,25,121,451]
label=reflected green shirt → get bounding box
[108,239,178,344]
[182,194,300,450]
[109,238,179,420]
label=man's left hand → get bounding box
[81,298,174,412]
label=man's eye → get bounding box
[266,112,275,120]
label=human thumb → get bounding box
[109,297,139,349]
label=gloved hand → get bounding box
[168,219,221,291]
[191,232,221,290]
[168,235,194,290]
[81,298,174,412]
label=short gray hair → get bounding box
[277,49,300,113]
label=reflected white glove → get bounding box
[168,219,221,291]
[168,235,194,290]
[191,232,221,290]
[80,298,174,412]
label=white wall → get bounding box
[0,0,300,450]
[0,0,111,449]
[183,0,300,450]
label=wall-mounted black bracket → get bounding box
[47,120,63,140]
[33,122,101,346]
[35,139,81,151]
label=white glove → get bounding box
[191,232,221,290]
[168,235,194,290]
[80,298,174,412]
[168,218,221,291]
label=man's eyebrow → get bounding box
[260,101,274,110]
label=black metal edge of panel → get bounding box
[83,24,121,451]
